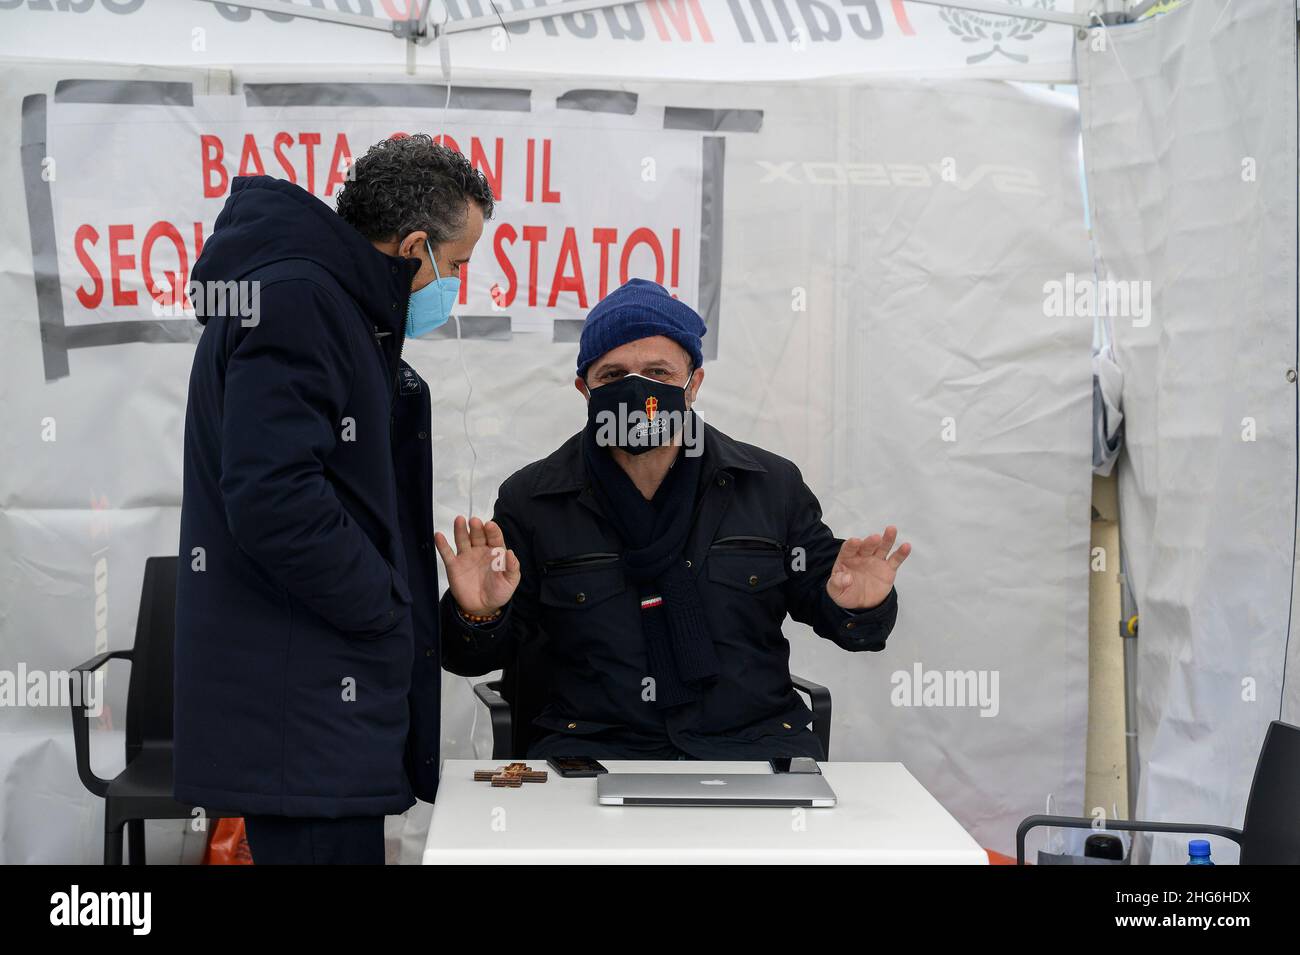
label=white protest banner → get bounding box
[28,77,721,378]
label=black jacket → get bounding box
[174,175,440,817]
[442,422,898,759]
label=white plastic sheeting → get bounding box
[0,60,1093,861]
[1078,0,1299,864]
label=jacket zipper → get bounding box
[390,265,413,407]
[391,322,407,407]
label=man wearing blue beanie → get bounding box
[433,278,910,760]
[574,277,706,378]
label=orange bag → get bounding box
[201,817,253,865]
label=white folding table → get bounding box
[423,760,987,864]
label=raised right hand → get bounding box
[433,515,521,617]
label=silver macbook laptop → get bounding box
[597,771,837,807]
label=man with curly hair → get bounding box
[174,135,493,864]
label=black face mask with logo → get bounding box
[585,373,688,456]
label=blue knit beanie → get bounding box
[576,278,706,378]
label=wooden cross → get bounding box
[473,762,548,788]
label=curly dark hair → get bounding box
[335,134,495,244]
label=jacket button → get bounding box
[717,477,727,487]
[748,575,759,586]
[575,592,586,604]
[425,648,434,657]
[782,722,792,730]
[685,559,692,568]
[392,302,398,309]
[418,431,428,440]
[567,722,577,729]
[845,622,855,630]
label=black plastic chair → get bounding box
[1016,719,1300,864]
[70,555,236,864]
[472,638,833,760]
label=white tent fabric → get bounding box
[1078,0,1299,864]
[0,0,1077,83]
[0,57,1092,861]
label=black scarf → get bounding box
[582,417,718,708]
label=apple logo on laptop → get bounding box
[700,779,727,786]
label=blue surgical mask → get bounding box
[406,239,459,338]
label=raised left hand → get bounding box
[827,525,911,610]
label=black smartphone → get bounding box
[769,757,822,774]
[547,756,608,778]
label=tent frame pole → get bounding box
[445,0,1097,34]
[1118,549,1140,818]
[193,0,1096,43]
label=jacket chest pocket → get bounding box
[705,537,789,593]
[540,554,626,610]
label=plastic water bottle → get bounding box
[1186,839,1214,865]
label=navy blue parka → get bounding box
[174,176,440,817]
